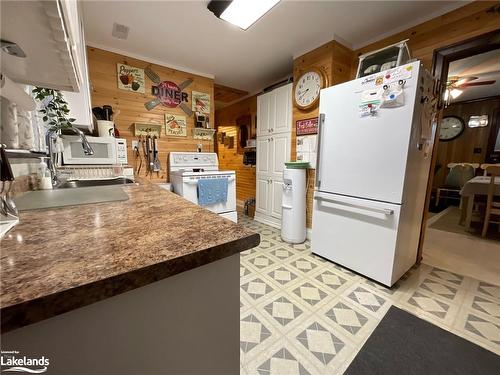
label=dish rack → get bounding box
[58,165,128,180]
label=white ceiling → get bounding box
[448,49,500,102]
[82,0,467,93]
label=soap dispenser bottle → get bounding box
[38,157,52,190]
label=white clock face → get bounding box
[440,116,464,141]
[295,71,322,108]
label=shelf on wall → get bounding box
[193,128,216,140]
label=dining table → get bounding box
[460,175,500,230]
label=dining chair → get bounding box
[481,163,500,176]
[436,163,476,206]
[481,165,500,237]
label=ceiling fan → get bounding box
[444,75,496,105]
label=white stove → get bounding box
[169,152,237,222]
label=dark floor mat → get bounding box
[345,306,500,375]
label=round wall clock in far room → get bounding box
[439,115,465,142]
[294,67,329,110]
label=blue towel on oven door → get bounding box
[197,177,228,206]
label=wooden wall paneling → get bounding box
[434,98,500,187]
[214,84,248,104]
[87,47,215,183]
[292,40,355,228]
[215,95,258,204]
[217,126,256,204]
[352,2,500,76]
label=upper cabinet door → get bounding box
[1,0,83,91]
[256,136,271,175]
[257,93,271,136]
[270,132,291,179]
[274,83,292,134]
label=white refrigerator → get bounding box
[311,61,435,286]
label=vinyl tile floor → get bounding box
[238,213,500,375]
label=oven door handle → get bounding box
[186,177,235,184]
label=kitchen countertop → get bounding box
[0,179,260,332]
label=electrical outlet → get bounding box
[132,140,139,150]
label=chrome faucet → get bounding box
[47,126,94,187]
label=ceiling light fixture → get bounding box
[208,0,280,30]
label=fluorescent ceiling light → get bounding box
[450,88,463,99]
[208,0,280,30]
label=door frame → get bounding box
[416,30,500,263]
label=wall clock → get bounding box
[440,116,465,142]
[294,67,328,110]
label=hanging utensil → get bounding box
[153,136,161,176]
[148,135,154,174]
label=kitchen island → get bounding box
[0,179,259,374]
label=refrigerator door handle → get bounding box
[314,195,394,216]
[315,113,325,188]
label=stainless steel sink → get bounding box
[56,177,135,189]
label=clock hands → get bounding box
[298,88,309,100]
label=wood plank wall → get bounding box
[215,95,257,204]
[434,98,500,187]
[87,47,215,183]
[217,126,256,204]
[291,1,500,228]
[352,1,500,75]
[292,41,355,228]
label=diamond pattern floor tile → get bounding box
[237,210,500,371]
[264,296,303,327]
[346,286,387,313]
[324,301,369,336]
[241,277,275,301]
[241,313,272,353]
[296,321,345,365]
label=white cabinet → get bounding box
[256,137,271,175]
[1,0,93,132]
[1,0,85,92]
[274,84,292,134]
[255,83,292,228]
[270,180,284,219]
[256,177,270,216]
[270,133,291,179]
[256,93,271,136]
[61,5,94,132]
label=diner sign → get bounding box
[296,117,319,136]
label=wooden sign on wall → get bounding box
[165,114,187,137]
[117,63,145,93]
[296,117,318,136]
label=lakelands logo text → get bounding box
[1,351,49,373]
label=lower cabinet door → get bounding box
[270,179,284,219]
[256,176,270,215]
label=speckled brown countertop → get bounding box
[0,179,259,332]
